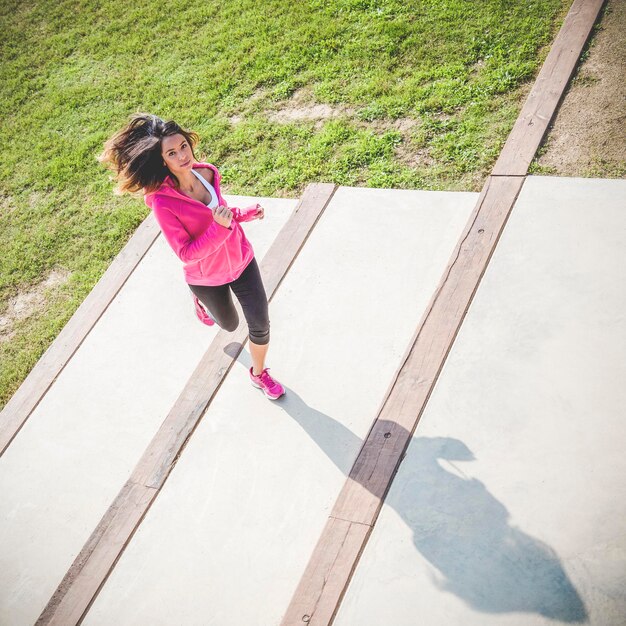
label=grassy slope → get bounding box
[0,0,570,408]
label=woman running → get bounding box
[97,113,285,400]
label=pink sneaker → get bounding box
[249,367,285,400]
[192,294,215,326]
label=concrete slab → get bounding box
[80,186,477,625]
[0,195,296,626]
[334,177,626,626]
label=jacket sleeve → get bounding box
[230,203,260,223]
[152,202,232,263]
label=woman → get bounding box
[97,113,285,400]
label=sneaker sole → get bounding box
[251,380,284,400]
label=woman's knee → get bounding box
[222,320,239,332]
[214,310,239,332]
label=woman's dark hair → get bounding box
[97,113,201,195]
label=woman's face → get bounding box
[161,133,194,175]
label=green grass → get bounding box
[0,0,572,408]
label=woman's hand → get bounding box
[254,204,265,220]
[213,205,233,228]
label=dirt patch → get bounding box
[269,102,343,123]
[364,116,421,133]
[265,87,357,127]
[264,86,423,135]
[264,87,433,167]
[0,268,72,343]
[394,145,437,169]
[534,0,626,177]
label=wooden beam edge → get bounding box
[492,0,607,175]
[280,517,371,626]
[37,480,158,626]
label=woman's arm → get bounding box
[230,203,262,223]
[152,203,232,263]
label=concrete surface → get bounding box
[334,177,626,626]
[80,186,477,625]
[3,177,624,626]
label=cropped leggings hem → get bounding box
[187,257,270,345]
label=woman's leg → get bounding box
[229,258,271,375]
[187,282,239,331]
[249,341,269,376]
[189,259,276,381]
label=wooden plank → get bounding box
[283,2,606,622]
[280,517,371,626]
[493,0,606,175]
[37,182,337,626]
[280,175,524,623]
[37,481,157,626]
[332,176,524,525]
[0,213,160,456]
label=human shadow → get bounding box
[384,435,588,622]
[229,345,587,622]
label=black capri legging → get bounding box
[187,257,270,345]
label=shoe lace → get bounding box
[259,368,276,387]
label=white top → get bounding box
[191,168,219,209]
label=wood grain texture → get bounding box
[259,182,338,297]
[280,517,371,626]
[37,182,337,625]
[493,0,606,175]
[0,213,160,456]
[37,481,157,626]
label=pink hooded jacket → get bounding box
[143,162,258,286]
